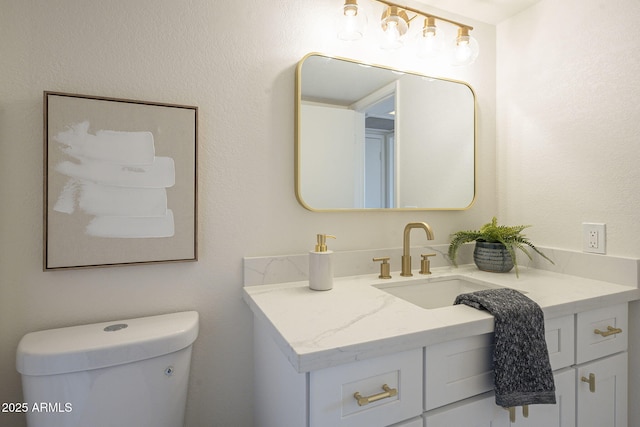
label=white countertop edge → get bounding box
[243,265,640,373]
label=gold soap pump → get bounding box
[309,234,336,291]
[314,234,335,252]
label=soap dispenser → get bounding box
[309,234,336,291]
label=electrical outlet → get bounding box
[583,223,606,254]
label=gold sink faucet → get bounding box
[401,222,435,277]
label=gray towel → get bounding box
[454,288,556,408]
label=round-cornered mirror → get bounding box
[295,53,476,211]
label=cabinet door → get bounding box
[424,392,509,427]
[510,368,575,427]
[576,352,627,427]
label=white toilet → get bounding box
[16,311,199,427]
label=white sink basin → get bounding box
[375,277,505,310]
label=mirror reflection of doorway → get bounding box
[365,131,394,208]
[364,95,395,208]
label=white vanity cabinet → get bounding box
[574,303,628,427]
[253,318,423,427]
[252,302,630,427]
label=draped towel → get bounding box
[454,288,556,407]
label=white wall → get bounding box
[497,0,640,423]
[497,0,640,254]
[0,1,496,426]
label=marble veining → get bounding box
[289,292,396,350]
[243,244,470,286]
[245,246,638,287]
[243,252,640,373]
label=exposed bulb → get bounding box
[416,17,445,59]
[380,6,409,50]
[382,21,402,49]
[451,27,479,66]
[338,0,367,41]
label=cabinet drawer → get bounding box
[576,303,627,364]
[309,348,422,427]
[425,333,494,410]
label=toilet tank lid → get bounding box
[16,311,199,376]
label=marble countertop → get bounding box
[242,265,640,373]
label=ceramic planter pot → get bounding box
[473,241,514,273]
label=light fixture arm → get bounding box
[375,0,473,31]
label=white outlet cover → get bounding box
[582,223,606,254]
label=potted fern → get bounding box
[448,217,554,277]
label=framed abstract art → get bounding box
[43,92,197,270]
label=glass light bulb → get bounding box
[381,22,403,49]
[338,3,367,41]
[416,19,445,59]
[450,32,479,66]
[379,6,408,50]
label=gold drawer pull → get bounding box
[581,373,596,393]
[353,384,397,406]
[594,326,623,337]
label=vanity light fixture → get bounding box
[337,0,479,66]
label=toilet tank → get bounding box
[16,311,199,427]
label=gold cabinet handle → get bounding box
[581,373,596,393]
[353,384,397,406]
[507,406,529,422]
[594,326,623,337]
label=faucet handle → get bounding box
[419,253,436,275]
[373,257,392,279]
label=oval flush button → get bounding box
[104,323,128,332]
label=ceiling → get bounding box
[413,0,541,24]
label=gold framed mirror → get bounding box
[295,53,476,211]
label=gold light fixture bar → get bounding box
[375,0,473,31]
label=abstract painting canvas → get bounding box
[44,92,197,269]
